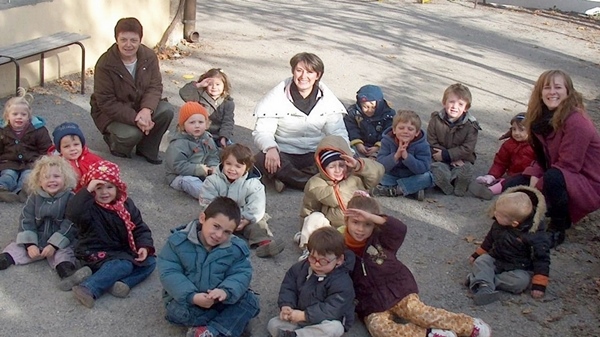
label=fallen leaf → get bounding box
[464,235,476,243]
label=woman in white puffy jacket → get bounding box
[252,52,350,192]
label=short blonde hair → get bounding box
[442,83,472,110]
[392,110,421,130]
[2,88,33,127]
[27,155,77,195]
[495,192,533,223]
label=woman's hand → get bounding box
[265,148,281,174]
[135,108,155,135]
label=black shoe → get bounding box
[136,150,163,165]
[0,253,15,270]
[370,184,398,197]
[473,284,500,306]
[110,150,130,159]
[548,230,566,249]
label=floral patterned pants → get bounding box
[365,293,475,337]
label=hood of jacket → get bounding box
[178,219,233,249]
[488,185,547,233]
[0,115,46,129]
[170,130,213,143]
[314,135,353,180]
[435,108,480,129]
[355,84,390,116]
[216,164,262,181]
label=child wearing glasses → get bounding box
[267,227,355,337]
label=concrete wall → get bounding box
[489,0,600,13]
[0,0,173,97]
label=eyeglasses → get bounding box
[308,255,335,266]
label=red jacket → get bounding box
[48,145,103,191]
[488,138,535,179]
[524,110,600,223]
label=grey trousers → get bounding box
[468,254,531,294]
[267,317,344,337]
[105,101,174,158]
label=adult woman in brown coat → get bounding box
[90,17,174,164]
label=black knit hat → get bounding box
[52,122,85,152]
[320,150,343,168]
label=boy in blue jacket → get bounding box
[157,197,260,337]
[344,85,395,158]
[267,226,355,337]
[372,110,433,201]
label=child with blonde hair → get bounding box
[428,83,481,197]
[179,68,235,147]
[467,186,550,305]
[0,89,52,202]
[373,110,433,201]
[165,102,220,199]
[341,192,491,337]
[0,155,91,290]
[469,113,535,200]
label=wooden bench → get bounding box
[0,31,90,95]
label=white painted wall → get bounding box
[0,0,173,97]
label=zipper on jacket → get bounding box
[361,260,367,276]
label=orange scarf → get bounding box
[344,230,366,257]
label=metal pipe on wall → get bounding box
[183,0,199,42]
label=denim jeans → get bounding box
[81,257,156,298]
[467,254,531,294]
[170,175,203,199]
[0,169,31,193]
[165,290,260,336]
[380,172,433,195]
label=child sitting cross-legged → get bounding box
[267,226,355,337]
[66,160,156,308]
[158,196,260,337]
[467,186,550,305]
[341,192,491,337]
[372,110,433,201]
[0,155,91,289]
[198,143,284,258]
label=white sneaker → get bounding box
[298,248,309,261]
[293,231,302,245]
[471,318,491,337]
[429,329,457,337]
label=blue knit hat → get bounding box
[52,122,85,152]
[320,150,343,168]
[356,84,384,103]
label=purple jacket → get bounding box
[524,110,600,223]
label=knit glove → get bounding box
[476,175,495,185]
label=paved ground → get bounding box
[0,1,599,336]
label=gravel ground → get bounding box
[0,1,599,336]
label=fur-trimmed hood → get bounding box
[488,185,547,233]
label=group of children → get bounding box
[0,68,553,337]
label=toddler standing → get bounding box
[469,113,535,200]
[67,160,156,308]
[344,85,395,158]
[179,68,235,147]
[428,83,481,197]
[0,89,52,202]
[341,193,491,337]
[49,122,103,191]
[0,156,91,289]
[165,102,220,199]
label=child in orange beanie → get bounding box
[165,102,220,199]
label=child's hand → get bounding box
[207,288,227,302]
[451,159,464,167]
[87,179,107,193]
[345,208,385,225]
[135,247,148,262]
[279,306,293,321]
[529,176,540,188]
[40,245,56,258]
[531,290,544,299]
[236,219,250,232]
[395,141,408,161]
[365,146,379,158]
[341,154,358,169]
[197,78,213,88]
[356,144,368,156]
[432,148,443,162]
[193,292,215,308]
[476,175,495,185]
[289,309,306,324]
[468,256,475,264]
[27,245,41,259]
[218,137,228,148]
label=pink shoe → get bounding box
[471,318,491,337]
[186,326,214,337]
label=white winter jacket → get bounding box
[252,78,349,154]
